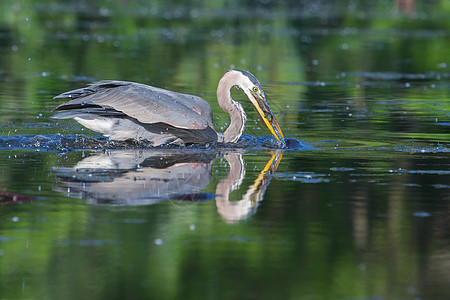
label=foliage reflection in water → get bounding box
[0,147,448,299]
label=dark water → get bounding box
[0,1,449,299]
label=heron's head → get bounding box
[226,69,285,145]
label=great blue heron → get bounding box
[52,69,285,147]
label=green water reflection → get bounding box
[0,149,448,299]
[0,0,449,299]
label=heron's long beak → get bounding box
[250,92,285,145]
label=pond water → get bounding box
[0,1,449,299]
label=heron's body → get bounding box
[53,70,284,147]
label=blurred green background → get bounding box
[0,0,449,142]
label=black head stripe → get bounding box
[226,69,261,87]
[237,70,260,86]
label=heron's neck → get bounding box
[217,76,247,143]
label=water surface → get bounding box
[0,1,449,299]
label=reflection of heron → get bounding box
[53,150,216,205]
[52,70,284,147]
[52,150,282,222]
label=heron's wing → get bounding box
[54,81,213,130]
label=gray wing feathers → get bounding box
[54,81,213,130]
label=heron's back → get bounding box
[52,81,217,145]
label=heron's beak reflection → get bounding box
[250,91,285,146]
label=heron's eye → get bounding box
[252,87,259,92]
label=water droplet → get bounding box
[413,211,431,217]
